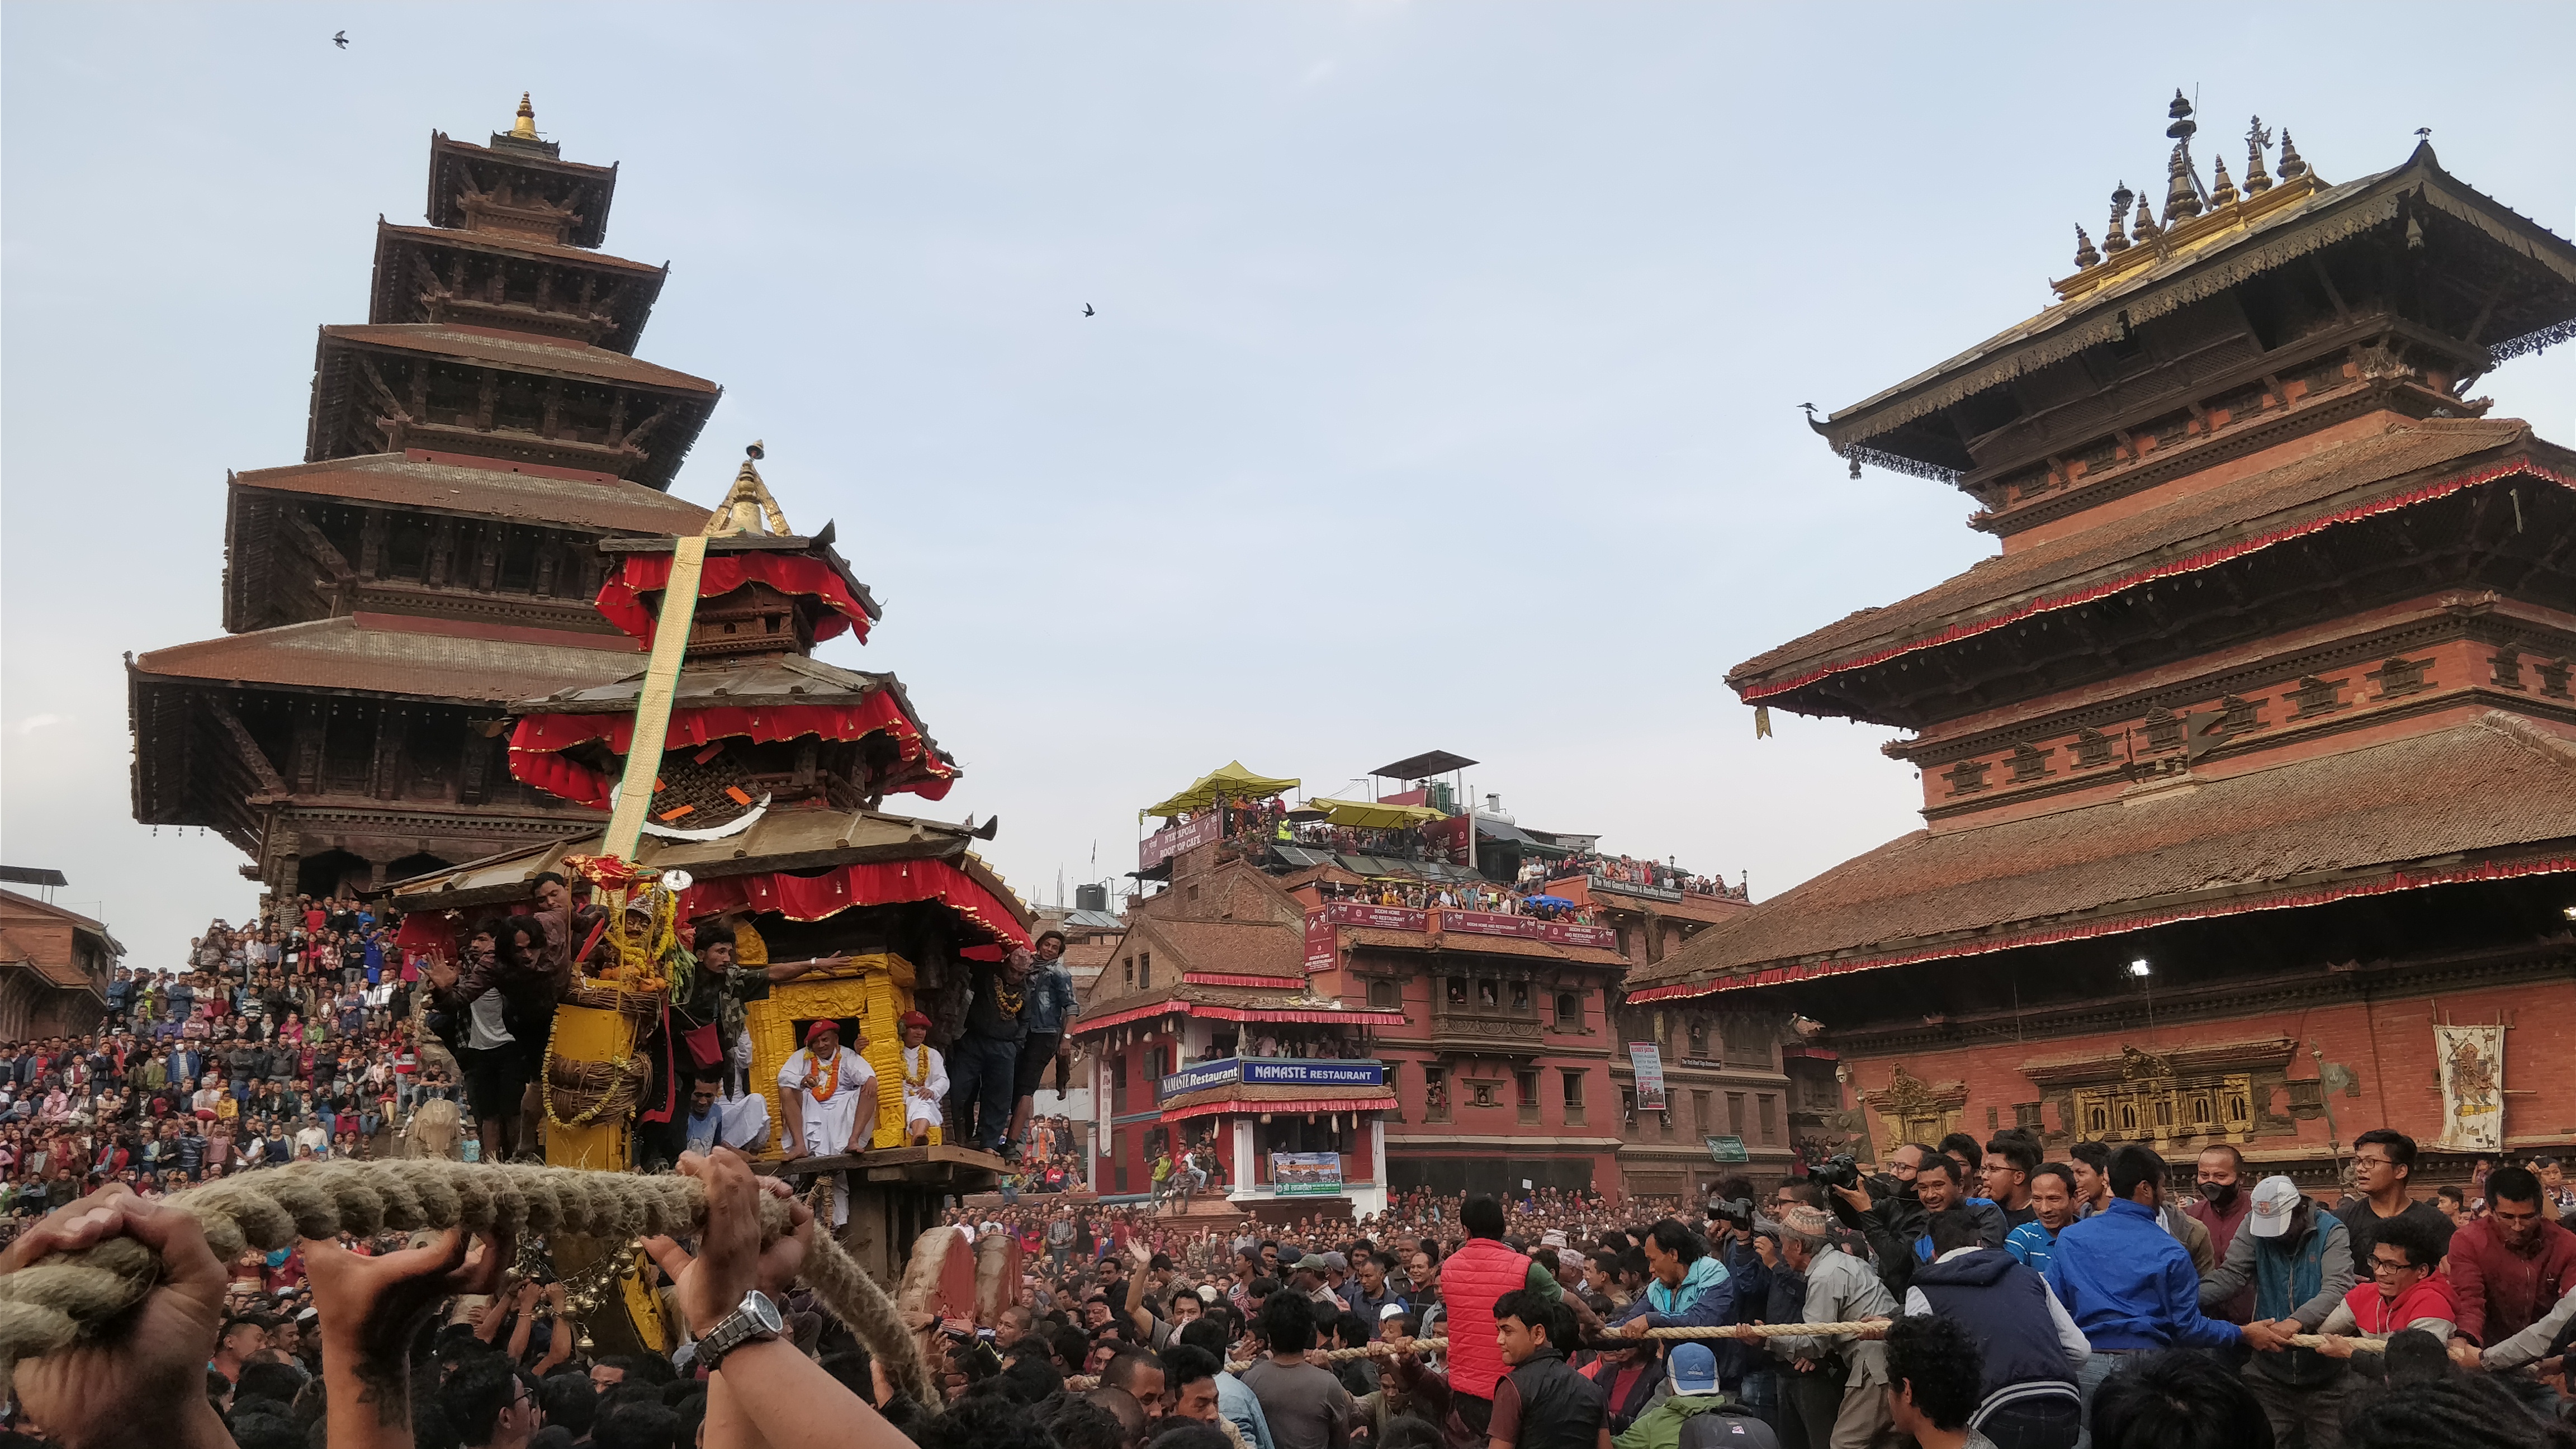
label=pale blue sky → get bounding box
[6,3,2571,966]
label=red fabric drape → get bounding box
[595,552,875,646]
[680,859,1030,948]
[505,695,958,808]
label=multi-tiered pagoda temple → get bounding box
[1632,101,2576,1188]
[129,98,721,897]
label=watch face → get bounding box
[745,1290,784,1334]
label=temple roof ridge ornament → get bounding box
[512,93,539,141]
[2054,94,2328,301]
[705,441,793,538]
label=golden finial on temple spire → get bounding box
[705,442,793,538]
[2161,91,2204,222]
[2208,154,2238,209]
[2073,225,2102,270]
[2243,116,2274,195]
[2104,183,2134,254]
[2277,128,2308,181]
[510,93,539,141]
[2131,195,2162,243]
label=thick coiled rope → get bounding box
[0,1159,929,1403]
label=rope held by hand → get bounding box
[0,1159,927,1401]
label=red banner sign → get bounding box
[1433,910,1617,950]
[1304,909,1336,973]
[1320,901,1429,931]
[1140,812,1224,869]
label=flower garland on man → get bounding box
[895,1011,949,1147]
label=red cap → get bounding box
[899,1011,931,1031]
[804,1020,841,1048]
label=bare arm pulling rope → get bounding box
[0,1156,930,1405]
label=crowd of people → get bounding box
[1,896,452,1230]
[15,1127,2574,1449]
[1315,880,1604,926]
[1543,853,1748,903]
[7,884,2574,1449]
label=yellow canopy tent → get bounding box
[1143,761,1301,818]
[1304,796,1448,830]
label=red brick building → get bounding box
[1073,756,1762,1213]
[0,888,121,1040]
[1628,111,2576,1193]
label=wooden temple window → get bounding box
[2366,656,2433,699]
[1943,758,1992,795]
[2008,742,2054,783]
[1138,952,1151,989]
[2013,1102,2045,1132]
[1554,991,1581,1029]
[1470,1081,1498,1110]
[2072,729,2116,770]
[1425,1068,1450,1122]
[1687,1020,1708,1056]
[2489,649,2526,689]
[2539,659,2574,700]
[1620,1087,1637,1131]
[2288,675,2347,719]
[2218,695,2265,735]
[2141,711,2185,754]
[1368,978,1401,1010]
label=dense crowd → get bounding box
[1315,880,1604,926]
[8,890,2575,1449]
[14,1125,2576,1449]
[1,896,453,1231]
[1545,853,1748,903]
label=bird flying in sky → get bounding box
[1082,303,1096,317]
[333,30,348,48]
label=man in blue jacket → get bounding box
[2043,1145,2274,1437]
[1613,1220,1737,1338]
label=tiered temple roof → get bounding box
[129,101,737,896]
[1640,101,2576,1008]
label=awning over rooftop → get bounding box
[1373,749,1478,780]
[1307,797,1446,829]
[1144,761,1300,818]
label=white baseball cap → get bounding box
[2247,1175,2303,1238]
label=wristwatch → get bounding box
[694,1289,784,1372]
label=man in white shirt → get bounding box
[779,1019,876,1225]
[893,1011,949,1146]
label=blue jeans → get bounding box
[946,1034,1022,1151]
[2073,1350,2145,1449]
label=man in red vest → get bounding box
[1441,1196,1603,1443]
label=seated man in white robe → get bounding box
[778,1019,877,1224]
[682,1071,770,1158]
[894,1010,949,1147]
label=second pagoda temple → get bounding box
[1630,100,2576,1189]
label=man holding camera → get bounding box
[1825,1149,2004,1296]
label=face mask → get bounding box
[2199,1180,2239,1207]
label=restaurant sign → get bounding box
[1159,1057,1386,1101]
[1139,812,1224,869]
[1320,901,1429,931]
[1437,909,1618,950]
